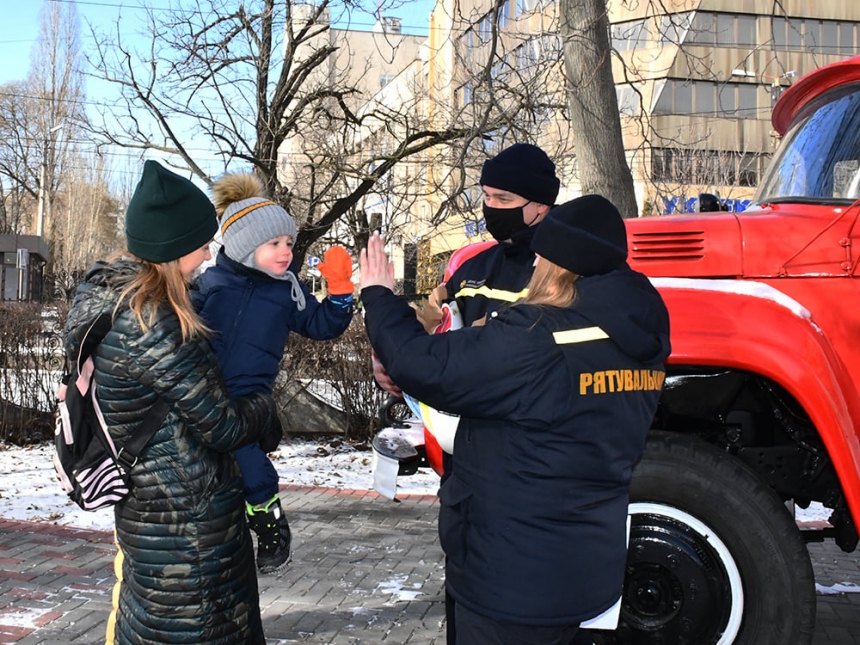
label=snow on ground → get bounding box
[817,582,860,594]
[0,437,440,533]
[0,435,837,534]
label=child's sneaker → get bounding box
[247,494,292,573]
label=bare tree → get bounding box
[0,80,41,228]
[0,181,31,235]
[0,2,86,260]
[30,1,86,248]
[82,0,569,266]
[54,152,123,274]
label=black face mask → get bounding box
[482,203,531,241]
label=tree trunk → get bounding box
[559,0,639,218]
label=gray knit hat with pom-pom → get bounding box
[212,173,304,309]
[213,173,297,265]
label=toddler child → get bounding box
[192,173,354,573]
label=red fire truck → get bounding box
[372,54,860,644]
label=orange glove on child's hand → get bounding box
[318,246,354,295]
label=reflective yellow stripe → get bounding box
[454,286,529,302]
[220,201,277,235]
[553,327,609,344]
[106,531,123,645]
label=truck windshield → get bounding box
[756,82,860,204]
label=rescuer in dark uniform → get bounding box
[361,196,671,645]
[371,143,562,643]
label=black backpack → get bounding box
[53,313,169,511]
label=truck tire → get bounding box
[595,432,816,645]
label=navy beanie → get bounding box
[479,143,560,206]
[531,195,628,276]
[125,161,218,263]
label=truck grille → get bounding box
[630,231,705,261]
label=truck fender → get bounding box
[653,277,860,524]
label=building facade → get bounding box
[282,0,860,293]
[0,235,49,303]
[610,0,860,214]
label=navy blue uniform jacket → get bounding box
[445,228,536,326]
[192,250,353,397]
[362,266,670,626]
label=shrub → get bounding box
[1,302,387,446]
[0,302,68,445]
[280,316,386,444]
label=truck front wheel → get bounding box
[596,432,816,645]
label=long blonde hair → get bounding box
[523,257,579,309]
[114,256,208,342]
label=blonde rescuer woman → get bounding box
[63,161,282,645]
[360,195,671,644]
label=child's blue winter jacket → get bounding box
[192,249,353,397]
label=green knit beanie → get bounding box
[125,160,218,263]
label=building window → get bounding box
[695,81,716,115]
[688,12,716,45]
[403,243,418,297]
[716,14,734,45]
[616,84,642,115]
[497,1,510,29]
[659,13,692,46]
[787,18,803,48]
[738,154,760,187]
[460,82,473,107]
[517,0,536,15]
[804,20,821,51]
[653,83,671,114]
[514,41,539,69]
[772,17,786,48]
[822,22,838,53]
[699,13,758,47]
[772,17,860,54]
[737,15,756,46]
[611,19,650,51]
[737,84,758,117]
[678,12,860,53]
[840,23,856,53]
[380,74,394,89]
[490,57,506,81]
[674,81,693,113]
[718,84,736,113]
[478,15,492,42]
[654,80,761,117]
[535,33,562,58]
[652,148,771,186]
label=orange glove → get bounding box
[318,246,354,295]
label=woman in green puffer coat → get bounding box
[63,161,282,645]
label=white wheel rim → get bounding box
[629,502,744,644]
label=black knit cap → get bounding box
[531,194,628,276]
[479,143,560,206]
[125,160,218,263]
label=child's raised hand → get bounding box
[318,245,354,295]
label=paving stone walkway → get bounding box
[1,485,858,644]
